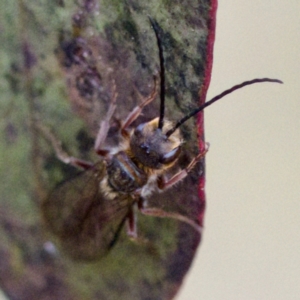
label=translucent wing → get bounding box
[42,162,133,260]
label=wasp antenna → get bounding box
[166,78,283,137]
[149,16,165,130]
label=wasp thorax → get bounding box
[130,118,182,169]
[106,151,148,193]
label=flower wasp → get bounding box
[41,18,282,260]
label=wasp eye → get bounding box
[134,123,145,136]
[159,147,181,164]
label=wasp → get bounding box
[41,18,282,260]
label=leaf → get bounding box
[0,0,217,299]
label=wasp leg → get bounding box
[121,76,158,138]
[126,204,137,239]
[158,143,210,190]
[138,199,202,234]
[125,203,152,245]
[36,123,93,170]
[94,81,118,155]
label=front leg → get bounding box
[157,143,209,190]
[94,82,118,155]
[121,76,158,138]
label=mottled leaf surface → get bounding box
[0,0,217,299]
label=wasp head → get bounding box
[130,117,182,170]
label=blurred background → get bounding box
[177,1,300,299]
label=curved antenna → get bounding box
[166,78,283,137]
[149,16,165,130]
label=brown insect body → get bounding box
[106,118,181,193]
[42,95,197,260]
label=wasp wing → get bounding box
[42,162,132,260]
